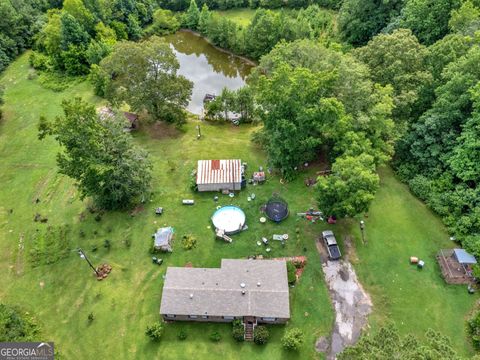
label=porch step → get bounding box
[244,322,254,341]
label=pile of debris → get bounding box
[96,263,112,281]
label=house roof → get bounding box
[196,159,242,185]
[154,227,173,248]
[160,259,290,318]
[454,248,477,264]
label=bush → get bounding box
[29,51,50,71]
[0,304,39,342]
[145,322,164,341]
[287,261,297,284]
[87,312,94,324]
[103,239,111,250]
[468,311,480,349]
[209,331,221,342]
[232,319,244,342]
[254,325,269,345]
[282,328,304,351]
[177,330,187,340]
[182,235,197,250]
[37,71,82,92]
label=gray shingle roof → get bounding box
[160,259,290,319]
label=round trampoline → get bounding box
[265,197,289,222]
[211,206,246,235]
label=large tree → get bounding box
[315,154,379,217]
[337,0,404,46]
[400,0,460,45]
[355,29,432,128]
[38,98,152,210]
[97,36,193,124]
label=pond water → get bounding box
[164,30,254,115]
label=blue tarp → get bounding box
[454,248,477,264]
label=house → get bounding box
[160,259,290,325]
[98,107,139,131]
[153,227,174,252]
[196,159,243,192]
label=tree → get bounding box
[185,0,200,30]
[38,98,152,210]
[281,328,304,351]
[355,29,432,127]
[253,325,269,345]
[245,9,282,59]
[147,9,180,36]
[339,324,460,359]
[145,322,164,341]
[253,40,395,177]
[316,154,379,217]
[97,36,193,124]
[198,4,211,34]
[449,0,480,36]
[400,0,460,45]
[337,0,404,46]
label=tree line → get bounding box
[183,0,336,60]
[0,0,60,73]
[159,0,340,12]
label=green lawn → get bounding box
[0,53,477,359]
[217,8,257,26]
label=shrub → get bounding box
[145,322,164,341]
[282,328,304,351]
[29,51,50,71]
[232,319,244,342]
[254,325,269,345]
[103,239,111,250]
[177,330,187,340]
[87,312,94,324]
[468,310,480,349]
[0,304,39,342]
[209,331,221,342]
[287,261,297,284]
[182,235,197,250]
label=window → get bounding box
[189,315,198,319]
[223,316,234,320]
[165,314,175,318]
[261,317,276,322]
[201,315,208,319]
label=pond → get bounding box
[164,30,254,115]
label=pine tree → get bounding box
[185,0,200,30]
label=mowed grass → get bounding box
[0,53,333,360]
[336,167,476,355]
[216,8,258,26]
[0,53,477,359]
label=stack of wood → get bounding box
[96,263,112,281]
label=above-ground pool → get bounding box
[211,206,246,235]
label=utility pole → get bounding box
[360,220,366,245]
[78,248,99,276]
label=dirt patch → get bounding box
[143,121,181,140]
[319,260,372,359]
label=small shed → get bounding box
[98,107,139,131]
[196,159,243,192]
[153,227,174,252]
[437,248,477,284]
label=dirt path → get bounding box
[315,240,372,359]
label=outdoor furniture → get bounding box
[259,217,266,223]
[182,199,194,205]
[155,207,163,215]
[417,260,425,269]
[410,257,419,264]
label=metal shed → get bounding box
[196,159,243,192]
